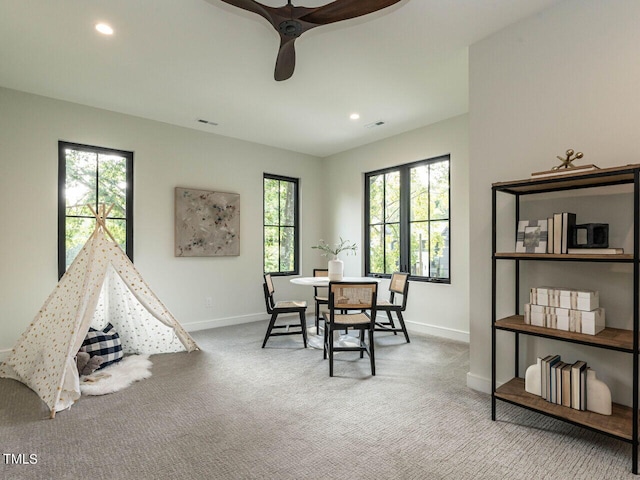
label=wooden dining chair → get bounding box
[262,274,308,348]
[313,268,329,332]
[375,272,410,343]
[323,281,378,377]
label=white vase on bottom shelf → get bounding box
[525,357,542,396]
[587,369,612,416]
[328,257,344,281]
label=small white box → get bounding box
[531,312,545,327]
[554,307,569,330]
[559,288,599,311]
[527,304,545,326]
[548,291,561,307]
[581,308,605,335]
[531,287,548,306]
[531,286,562,307]
[569,310,581,333]
[557,315,569,331]
[530,304,546,314]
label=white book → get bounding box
[553,213,563,254]
[567,248,624,254]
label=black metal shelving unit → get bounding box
[491,164,640,474]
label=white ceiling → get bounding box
[0,0,561,157]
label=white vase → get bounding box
[328,257,344,281]
[525,357,542,396]
[587,369,612,415]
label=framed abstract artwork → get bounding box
[175,187,240,257]
[515,219,547,253]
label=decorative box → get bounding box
[569,309,582,333]
[559,288,599,311]
[530,287,560,307]
[524,304,546,326]
[546,313,557,329]
[554,308,570,331]
[581,308,605,335]
[557,315,570,331]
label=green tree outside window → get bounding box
[58,142,133,278]
[365,156,450,282]
[263,174,299,275]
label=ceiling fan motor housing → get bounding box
[278,20,303,37]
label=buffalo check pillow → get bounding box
[82,323,123,369]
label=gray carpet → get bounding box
[0,318,636,479]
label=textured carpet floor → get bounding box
[0,318,636,479]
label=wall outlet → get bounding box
[205,296,213,308]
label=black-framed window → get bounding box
[58,141,133,278]
[365,154,450,283]
[263,173,299,275]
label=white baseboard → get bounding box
[0,314,304,360]
[0,316,465,360]
[406,320,469,343]
[466,371,507,395]
[186,314,471,344]
[182,312,268,332]
[182,311,312,332]
[466,371,491,394]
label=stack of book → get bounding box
[544,212,623,254]
[539,355,588,411]
[547,212,575,254]
[524,286,605,335]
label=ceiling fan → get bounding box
[213,0,403,81]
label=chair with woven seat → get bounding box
[262,274,308,348]
[375,272,410,343]
[313,268,329,333]
[323,281,378,377]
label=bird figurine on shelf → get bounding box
[553,149,584,170]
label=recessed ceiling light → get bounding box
[95,23,114,35]
[350,113,360,120]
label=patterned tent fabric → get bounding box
[0,225,199,416]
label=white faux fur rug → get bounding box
[80,354,152,396]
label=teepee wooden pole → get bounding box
[87,204,119,244]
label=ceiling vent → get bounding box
[197,119,218,126]
[365,121,385,129]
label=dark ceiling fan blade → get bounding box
[300,0,402,25]
[274,36,297,81]
[213,0,404,81]
[218,0,277,25]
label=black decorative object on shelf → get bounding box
[570,223,609,248]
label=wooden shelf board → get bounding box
[495,252,633,261]
[492,164,640,194]
[495,315,633,352]
[495,378,634,440]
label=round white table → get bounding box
[290,276,381,348]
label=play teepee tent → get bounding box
[0,206,199,417]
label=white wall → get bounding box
[468,0,640,403]
[0,87,325,351]
[323,114,470,342]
